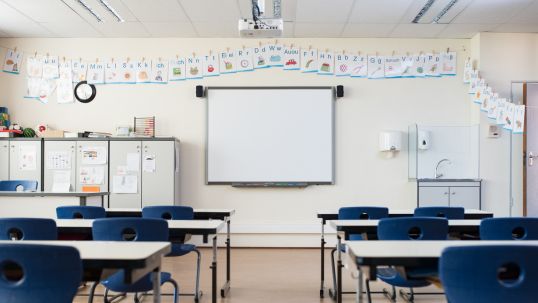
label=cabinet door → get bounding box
[9,140,42,188]
[43,141,76,191]
[449,186,480,209]
[142,141,175,207]
[109,141,142,208]
[75,141,109,193]
[0,140,9,180]
[418,186,450,207]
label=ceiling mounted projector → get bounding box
[239,0,283,38]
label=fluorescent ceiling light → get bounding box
[412,0,436,23]
[98,0,125,22]
[77,0,103,22]
[432,0,458,23]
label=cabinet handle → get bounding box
[444,192,449,195]
[452,192,456,195]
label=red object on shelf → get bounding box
[0,129,23,134]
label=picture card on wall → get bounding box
[25,77,41,99]
[496,99,507,125]
[487,94,499,119]
[26,56,43,78]
[236,48,254,72]
[203,54,220,77]
[463,57,472,83]
[400,55,414,78]
[367,55,385,79]
[220,50,236,74]
[253,44,270,69]
[301,48,317,73]
[186,56,203,79]
[38,79,56,104]
[268,44,283,67]
[283,46,300,71]
[87,60,105,84]
[317,51,334,75]
[473,79,486,104]
[42,56,60,79]
[3,48,23,74]
[334,52,351,76]
[71,59,87,83]
[412,54,426,78]
[105,59,121,84]
[59,59,72,81]
[57,78,74,104]
[441,51,457,75]
[136,60,151,83]
[468,70,479,94]
[425,53,441,77]
[480,87,493,111]
[119,60,136,84]
[350,54,367,78]
[513,105,525,134]
[151,59,168,83]
[503,102,516,130]
[384,56,403,78]
[169,58,186,81]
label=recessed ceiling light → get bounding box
[98,0,125,22]
[77,0,103,22]
[412,0,436,24]
[432,0,459,24]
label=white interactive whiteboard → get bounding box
[206,87,335,185]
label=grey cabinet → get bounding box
[109,140,142,208]
[0,140,8,180]
[417,180,481,209]
[43,140,76,192]
[9,139,42,188]
[75,140,109,193]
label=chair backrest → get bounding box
[338,206,389,220]
[56,206,106,219]
[377,217,449,240]
[142,206,194,220]
[414,207,464,219]
[440,245,538,303]
[0,180,38,192]
[0,244,82,303]
[0,218,57,240]
[480,217,538,240]
[92,218,168,242]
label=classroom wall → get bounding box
[0,38,472,246]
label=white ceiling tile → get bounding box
[295,0,354,23]
[179,0,241,22]
[93,21,150,37]
[389,23,447,38]
[142,21,197,37]
[238,0,297,20]
[341,23,395,37]
[437,23,498,38]
[0,1,54,37]
[121,0,189,22]
[493,23,538,33]
[61,0,137,23]
[348,0,414,23]
[39,20,102,37]
[2,0,81,23]
[508,1,538,24]
[192,21,238,37]
[294,22,345,37]
[452,0,533,24]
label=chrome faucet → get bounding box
[435,159,452,179]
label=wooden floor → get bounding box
[75,248,445,303]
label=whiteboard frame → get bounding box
[205,86,336,186]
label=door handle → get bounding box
[530,152,535,167]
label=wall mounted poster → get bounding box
[79,166,104,185]
[384,56,403,78]
[81,146,107,165]
[203,54,220,77]
[18,145,37,171]
[268,44,283,67]
[186,56,203,79]
[25,78,41,99]
[119,60,136,84]
[151,59,168,83]
[480,87,493,111]
[26,56,43,78]
[283,46,300,70]
[425,53,441,77]
[367,55,384,79]
[3,48,23,74]
[38,79,56,103]
[441,51,457,75]
[71,59,87,83]
[503,102,516,130]
[412,54,426,77]
[468,70,479,94]
[463,57,472,83]
[300,48,317,73]
[236,48,254,72]
[334,52,351,76]
[136,60,151,83]
[400,55,414,78]
[219,50,236,74]
[487,94,499,119]
[350,54,367,78]
[42,56,60,79]
[496,99,507,125]
[87,61,105,84]
[253,44,270,69]
[513,105,525,134]
[317,51,334,75]
[169,58,186,81]
[105,59,121,84]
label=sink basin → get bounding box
[418,178,481,182]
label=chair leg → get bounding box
[382,285,397,302]
[330,247,337,299]
[104,288,110,303]
[194,248,202,302]
[103,288,126,303]
[87,282,99,303]
[399,287,415,302]
[365,279,372,303]
[166,279,180,303]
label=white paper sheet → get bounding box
[81,147,107,165]
[47,151,71,169]
[79,166,105,185]
[18,145,37,171]
[51,170,71,192]
[126,153,140,171]
[112,175,138,194]
[143,154,156,173]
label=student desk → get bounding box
[346,240,538,303]
[316,209,492,297]
[0,240,171,303]
[105,207,235,297]
[329,219,482,303]
[55,219,225,303]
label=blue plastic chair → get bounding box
[331,206,389,299]
[370,217,449,303]
[414,206,464,219]
[56,206,106,219]
[440,245,538,303]
[0,243,82,303]
[142,206,201,300]
[0,218,57,240]
[480,217,538,240]
[88,218,178,303]
[0,180,38,192]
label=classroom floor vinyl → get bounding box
[74,248,446,303]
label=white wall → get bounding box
[0,38,471,246]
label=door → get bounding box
[43,140,76,192]
[525,83,538,216]
[109,140,142,208]
[9,140,42,189]
[142,140,175,207]
[418,186,449,207]
[76,140,109,194]
[0,140,8,180]
[449,186,480,209]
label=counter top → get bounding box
[417,178,482,182]
[0,191,109,197]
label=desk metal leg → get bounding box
[221,218,231,297]
[337,235,342,303]
[211,235,218,303]
[320,220,326,298]
[356,270,363,303]
[152,267,162,303]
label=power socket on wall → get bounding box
[488,124,501,138]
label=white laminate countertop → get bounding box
[56,219,225,232]
[328,219,481,229]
